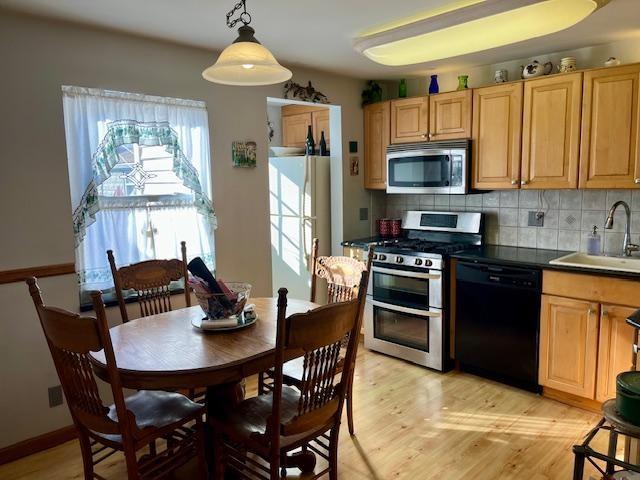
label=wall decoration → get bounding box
[232,141,257,168]
[350,156,359,176]
[267,118,275,143]
[361,81,382,106]
[283,80,329,104]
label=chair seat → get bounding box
[94,390,204,444]
[210,386,320,452]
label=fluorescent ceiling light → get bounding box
[354,0,610,66]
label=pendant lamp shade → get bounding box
[202,26,292,86]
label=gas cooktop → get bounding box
[375,239,478,256]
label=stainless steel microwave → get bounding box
[386,140,470,195]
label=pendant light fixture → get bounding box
[202,0,292,86]
[354,0,610,66]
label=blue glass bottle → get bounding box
[428,75,439,94]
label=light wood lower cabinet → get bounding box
[596,304,637,402]
[540,271,639,408]
[539,295,599,399]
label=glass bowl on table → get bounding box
[192,282,255,331]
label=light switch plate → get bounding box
[48,385,63,407]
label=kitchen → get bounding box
[2,1,640,479]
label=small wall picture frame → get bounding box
[350,156,359,176]
[232,141,257,168]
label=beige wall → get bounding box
[0,10,369,448]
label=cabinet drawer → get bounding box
[543,270,640,307]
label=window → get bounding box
[62,87,216,305]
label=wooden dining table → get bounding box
[90,297,318,392]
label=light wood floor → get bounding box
[1,348,612,479]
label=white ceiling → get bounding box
[2,0,640,79]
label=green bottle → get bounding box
[399,79,407,98]
[305,125,315,155]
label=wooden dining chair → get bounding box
[259,239,373,435]
[107,241,191,323]
[210,273,369,480]
[26,277,207,480]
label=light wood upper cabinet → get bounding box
[364,101,390,190]
[596,304,637,402]
[472,83,523,190]
[579,64,640,189]
[282,105,330,148]
[521,73,582,189]
[390,97,429,144]
[429,90,472,141]
[282,113,312,148]
[539,294,599,399]
[312,109,330,146]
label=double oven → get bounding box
[364,255,444,371]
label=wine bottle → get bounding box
[305,125,315,155]
[318,131,328,156]
[187,257,233,309]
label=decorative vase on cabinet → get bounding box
[429,75,439,94]
[399,79,407,98]
[457,75,469,90]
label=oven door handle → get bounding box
[372,266,441,280]
[370,300,441,318]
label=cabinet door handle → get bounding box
[421,133,428,139]
[602,309,608,317]
[511,179,518,186]
[428,133,434,140]
[635,178,640,184]
[521,180,529,186]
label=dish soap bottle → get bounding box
[586,225,602,255]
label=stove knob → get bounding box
[424,260,433,267]
[414,259,423,266]
[372,254,378,260]
[395,256,404,264]
[378,254,387,261]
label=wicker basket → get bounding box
[194,282,252,319]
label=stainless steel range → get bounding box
[364,210,483,371]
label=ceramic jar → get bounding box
[494,69,508,83]
[522,60,553,79]
[558,57,577,73]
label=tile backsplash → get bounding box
[385,190,640,254]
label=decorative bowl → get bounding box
[194,282,252,320]
[269,146,305,157]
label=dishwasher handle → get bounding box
[456,261,541,290]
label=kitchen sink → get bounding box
[549,252,640,274]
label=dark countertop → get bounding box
[341,236,389,248]
[451,245,640,281]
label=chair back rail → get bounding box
[107,241,190,323]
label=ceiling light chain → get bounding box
[226,0,252,28]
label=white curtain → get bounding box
[62,86,215,294]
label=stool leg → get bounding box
[606,430,619,475]
[573,451,585,480]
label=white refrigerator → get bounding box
[269,155,331,300]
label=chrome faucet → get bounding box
[604,200,639,257]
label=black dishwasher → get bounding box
[455,261,541,393]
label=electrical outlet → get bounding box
[528,211,545,227]
[359,207,368,221]
[48,385,63,407]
